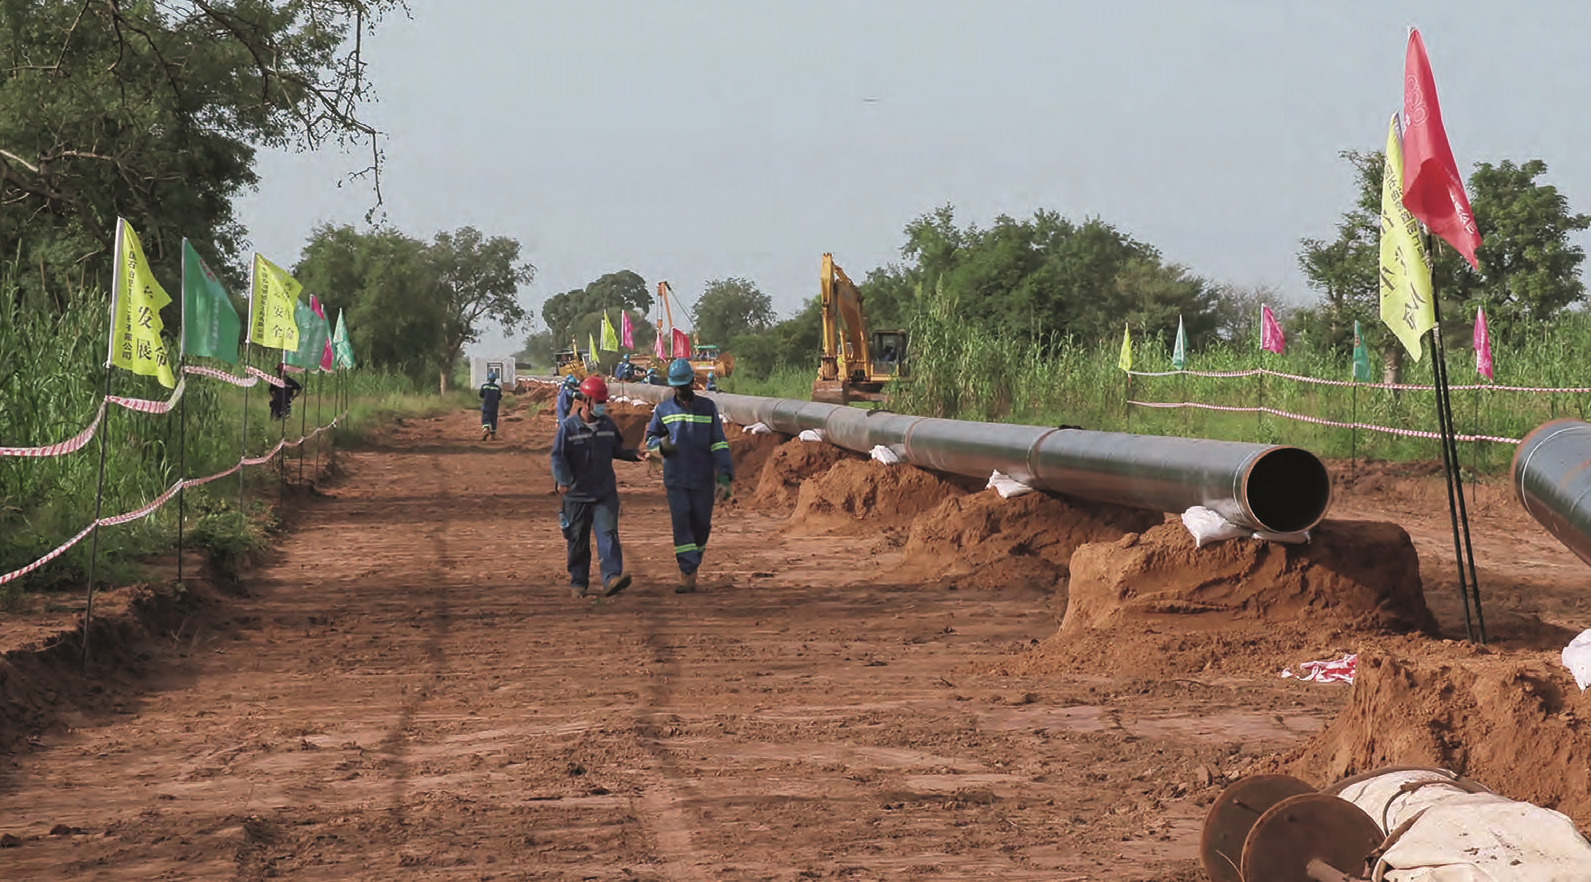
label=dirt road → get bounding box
[0,397,1584,880]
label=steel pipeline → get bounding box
[616,383,1331,533]
[1511,419,1591,564]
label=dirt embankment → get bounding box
[722,428,1589,830]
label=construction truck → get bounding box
[813,253,909,405]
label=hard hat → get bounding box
[667,357,695,386]
[578,375,609,402]
[488,371,498,382]
[563,374,579,387]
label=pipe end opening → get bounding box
[1245,447,1331,533]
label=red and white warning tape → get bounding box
[0,415,342,587]
[1128,367,1589,395]
[1128,399,1522,444]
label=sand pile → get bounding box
[723,424,788,500]
[1005,519,1436,678]
[790,460,969,529]
[604,401,654,449]
[750,439,865,513]
[1285,646,1590,830]
[519,383,558,403]
[900,491,1160,592]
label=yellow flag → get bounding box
[1117,324,1132,373]
[600,312,619,351]
[108,218,177,388]
[250,253,303,351]
[1379,113,1435,361]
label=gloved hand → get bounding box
[658,436,677,457]
[716,474,733,502]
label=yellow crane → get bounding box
[814,253,908,404]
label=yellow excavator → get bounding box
[813,253,908,404]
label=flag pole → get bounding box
[177,238,189,588]
[86,219,132,667]
[1350,378,1359,480]
[1425,244,1485,643]
[240,258,255,520]
[299,366,308,484]
[314,368,323,479]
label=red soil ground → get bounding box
[0,397,1584,879]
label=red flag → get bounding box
[621,311,635,349]
[1402,29,1482,268]
[1473,306,1494,381]
[1260,305,1286,354]
[671,328,692,359]
[311,295,335,371]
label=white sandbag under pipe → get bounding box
[1330,767,1590,880]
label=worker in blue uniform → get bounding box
[644,358,733,594]
[478,371,502,440]
[551,375,645,599]
[555,373,579,423]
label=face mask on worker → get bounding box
[592,403,607,417]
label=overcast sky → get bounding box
[233,1,1592,357]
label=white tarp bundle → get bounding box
[797,429,827,443]
[1562,628,1591,690]
[870,445,902,464]
[1179,505,1310,547]
[744,422,773,435]
[1335,768,1590,880]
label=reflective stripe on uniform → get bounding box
[710,441,729,452]
[662,413,714,424]
[674,543,700,554]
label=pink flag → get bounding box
[311,295,335,371]
[621,311,635,349]
[671,328,692,359]
[653,323,666,358]
[1260,305,1286,354]
[1403,29,1482,268]
[1473,306,1494,381]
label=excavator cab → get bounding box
[871,330,908,376]
[553,347,587,380]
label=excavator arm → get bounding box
[818,253,872,382]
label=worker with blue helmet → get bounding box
[556,372,579,423]
[644,357,733,593]
[479,370,503,440]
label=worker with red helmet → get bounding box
[551,375,646,599]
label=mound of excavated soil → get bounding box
[604,401,654,449]
[723,424,787,499]
[900,491,1161,592]
[791,460,967,529]
[751,439,865,513]
[1002,519,1436,678]
[518,383,558,403]
[1284,646,1591,831]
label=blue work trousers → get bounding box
[666,485,716,574]
[481,407,499,431]
[562,495,623,589]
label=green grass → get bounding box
[1,281,439,593]
[889,311,1590,472]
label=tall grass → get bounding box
[891,310,1590,472]
[1,281,432,592]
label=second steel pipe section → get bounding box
[616,383,1331,533]
[1512,419,1591,564]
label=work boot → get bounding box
[482,426,491,440]
[603,572,632,597]
[674,571,697,594]
[570,584,588,599]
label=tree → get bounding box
[428,226,536,392]
[689,277,774,346]
[1299,152,1587,353]
[539,270,652,345]
[1,1,398,301]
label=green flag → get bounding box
[282,298,327,369]
[1117,324,1132,373]
[1171,315,1187,371]
[600,311,619,351]
[1351,320,1373,382]
[332,310,355,369]
[588,332,598,366]
[181,240,242,364]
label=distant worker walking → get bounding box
[645,357,733,594]
[551,375,645,599]
[268,363,302,420]
[479,371,502,440]
[556,373,579,423]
